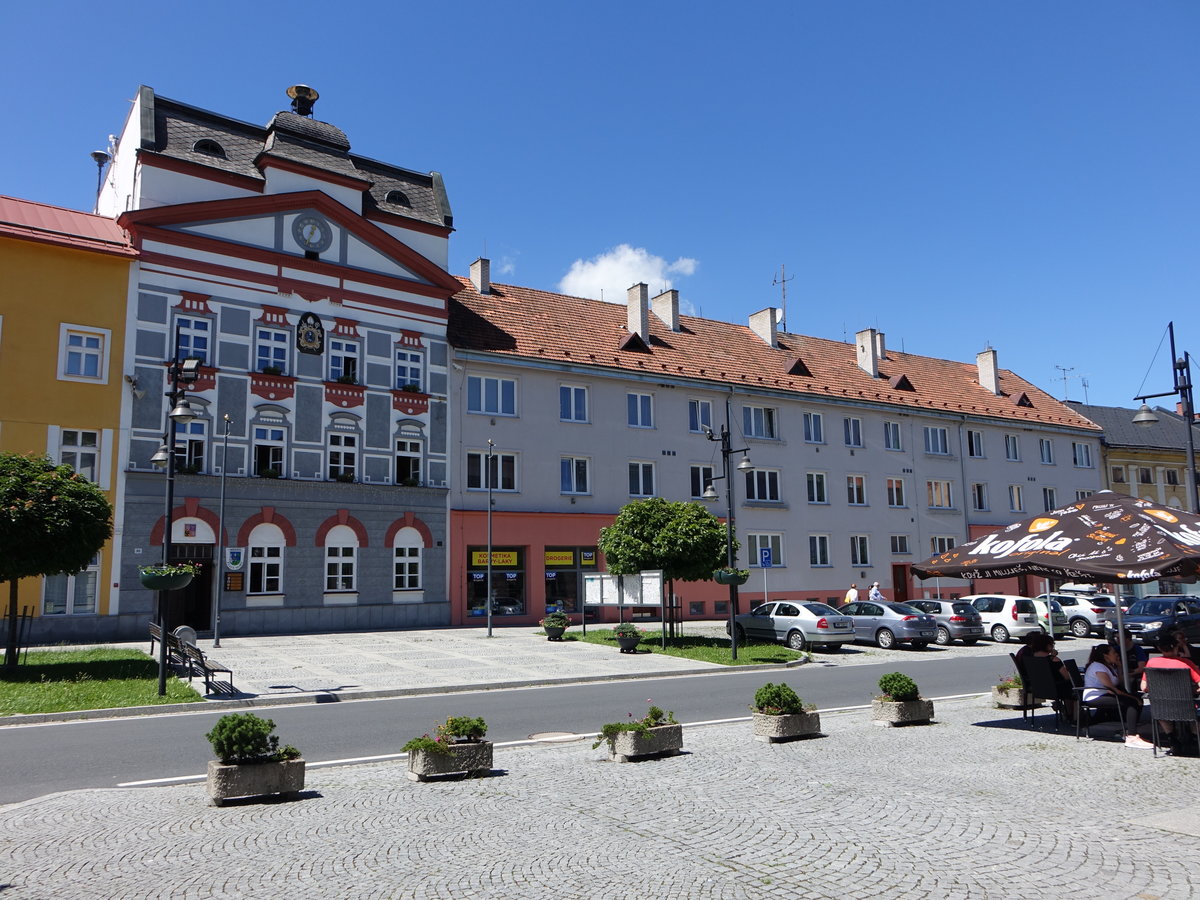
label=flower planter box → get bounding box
[752,710,822,743]
[139,571,194,591]
[544,626,566,641]
[406,741,494,782]
[992,687,1040,710]
[609,724,683,763]
[206,758,305,806]
[713,570,749,586]
[871,698,935,727]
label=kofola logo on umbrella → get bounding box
[973,517,1073,559]
[1145,507,1200,548]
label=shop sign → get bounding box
[544,550,575,567]
[471,550,518,566]
[581,550,597,566]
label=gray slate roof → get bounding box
[1068,400,1200,451]
[139,87,452,229]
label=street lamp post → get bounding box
[701,401,753,660]
[1132,321,1198,513]
[149,350,200,696]
[486,438,494,638]
[212,414,231,648]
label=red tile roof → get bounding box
[450,278,1100,432]
[0,196,135,257]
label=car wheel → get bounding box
[1070,618,1091,638]
[912,641,929,649]
[935,626,952,646]
[991,624,1010,643]
[786,630,808,651]
[961,639,979,646]
[734,624,747,643]
[876,628,896,649]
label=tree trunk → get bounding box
[4,578,18,673]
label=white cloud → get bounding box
[558,244,698,303]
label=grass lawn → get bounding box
[572,628,806,665]
[0,648,203,716]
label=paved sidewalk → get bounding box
[1,696,1197,899]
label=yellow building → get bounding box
[0,196,135,637]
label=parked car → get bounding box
[1031,597,1070,638]
[730,601,856,650]
[906,599,985,646]
[965,594,1043,643]
[1104,596,1200,645]
[1039,592,1115,638]
[838,601,938,649]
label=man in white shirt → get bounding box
[843,584,858,606]
[869,582,885,603]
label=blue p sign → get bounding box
[759,548,773,568]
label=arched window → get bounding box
[393,526,423,594]
[193,139,226,158]
[324,523,359,594]
[385,189,411,207]
[248,523,286,598]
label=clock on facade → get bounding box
[291,214,333,254]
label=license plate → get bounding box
[966,627,983,634]
[920,631,935,638]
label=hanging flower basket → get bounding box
[140,562,199,592]
[713,568,750,586]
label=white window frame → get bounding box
[927,479,954,509]
[850,535,870,567]
[1004,433,1021,461]
[325,545,357,592]
[58,324,110,383]
[1076,490,1094,501]
[846,474,867,506]
[329,338,360,383]
[843,417,863,448]
[560,384,588,423]
[971,482,989,511]
[807,471,827,504]
[966,430,984,458]
[744,406,778,440]
[396,436,422,485]
[467,375,517,416]
[252,424,286,477]
[1042,486,1058,512]
[249,545,283,595]
[393,527,423,594]
[1039,438,1055,465]
[745,468,781,502]
[174,419,207,472]
[627,393,654,428]
[256,327,290,374]
[747,533,784,567]
[883,421,902,451]
[930,535,956,554]
[1008,484,1025,512]
[395,348,423,391]
[59,428,100,482]
[809,534,831,567]
[42,554,99,615]
[688,399,713,434]
[467,450,517,491]
[803,412,824,444]
[628,461,655,497]
[890,534,911,555]
[174,316,211,366]
[923,426,949,455]
[561,455,591,494]
[328,432,358,480]
[1072,442,1094,468]
[690,464,715,499]
[886,477,906,508]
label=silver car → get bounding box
[906,599,985,646]
[838,600,938,649]
[731,601,856,651]
[1040,592,1115,638]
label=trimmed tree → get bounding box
[598,498,732,627]
[0,453,113,672]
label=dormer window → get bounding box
[385,189,411,207]
[193,139,226,158]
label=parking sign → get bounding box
[759,547,773,568]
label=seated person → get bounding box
[1141,631,1200,755]
[1018,631,1076,718]
[1083,643,1152,748]
[1108,628,1148,690]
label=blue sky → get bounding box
[5,1,1197,409]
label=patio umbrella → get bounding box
[911,491,1200,688]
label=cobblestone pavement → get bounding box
[2,696,1197,899]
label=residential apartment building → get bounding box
[75,85,462,641]
[448,268,1105,624]
[0,197,136,633]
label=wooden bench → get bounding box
[182,643,237,696]
[148,622,185,666]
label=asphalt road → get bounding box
[0,648,1080,805]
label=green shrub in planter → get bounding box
[752,682,811,715]
[540,612,570,630]
[877,672,920,702]
[206,713,300,764]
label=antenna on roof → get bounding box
[772,265,793,332]
[1055,364,1085,402]
[1081,377,1090,404]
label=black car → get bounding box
[1104,596,1200,645]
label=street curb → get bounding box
[0,659,806,726]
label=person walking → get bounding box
[868,582,885,603]
[843,584,859,606]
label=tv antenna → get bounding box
[1054,365,1085,402]
[772,264,794,332]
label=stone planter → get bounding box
[752,710,822,743]
[206,758,305,806]
[713,570,749,586]
[609,724,683,763]
[871,698,935,727]
[139,570,194,592]
[616,635,641,653]
[992,687,1040,710]
[407,741,494,782]
[544,626,566,641]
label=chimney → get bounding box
[855,328,879,378]
[470,258,490,295]
[977,348,1000,395]
[749,308,779,348]
[651,289,680,332]
[874,331,887,360]
[627,283,649,339]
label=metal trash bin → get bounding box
[172,625,198,647]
